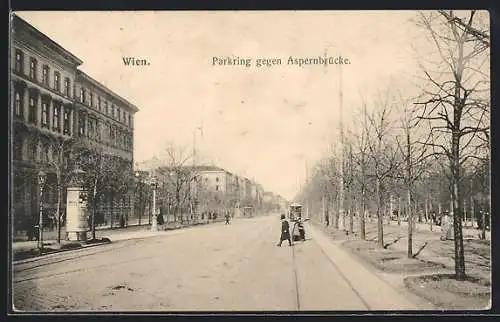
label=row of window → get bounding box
[14,90,132,155]
[14,48,133,128]
[77,87,132,127]
[14,88,72,135]
[15,49,73,97]
[77,111,133,152]
[13,137,61,164]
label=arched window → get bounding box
[42,65,50,85]
[29,57,37,80]
[64,78,71,97]
[52,104,60,132]
[63,107,71,135]
[41,100,49,128]
[28,94,37,124]
[29,139,38,161]
[13,137,23,160]
[80,88,86,103]
[54,71,61,91]
[14,91,23,117]
[15,49,24,74]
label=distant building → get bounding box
[194,165,232,193]
[262,191,274,205]
[135,160,279,218]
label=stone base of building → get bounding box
[66,231,87,241]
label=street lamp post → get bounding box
[37,170,46,253]
[134,171,142,226]
[150,176,158,231]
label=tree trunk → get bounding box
[481,209,486,240]
[463,200,467,228]
[56,186,62,243]
[360,188,366,240]
[138,184,142,225]
[452,132,466,279]
[349,196,354,234]
[397,197,401,226]
[110,190,115,229]
[389,195,393,225]
[428,197,433,232]
[470,179,475,228]
[407,189,413,258]
[376,177,384,248]
[333,196,339,229]
[91,193,97,240]
[148,196,152,224]
[406,126,413,258]
[91,177,98,240]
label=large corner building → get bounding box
[10,15,139,235]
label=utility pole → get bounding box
[192,120,203,222]
[338,62,345,231]
[305,159,309,220]
[390,194,394,224]
[192,130,196,221]
[470,177,475,228]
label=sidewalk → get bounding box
[397,220,490,240]
[307,222,427,310]
[11,219,224,261]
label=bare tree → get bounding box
[299,155,340,226]
[395,95,431,258]
[348,100,371,240]
[72,141,131,239]
[157,143,195,223]
[414,10,490,279]
[43,134,75,243]
[345,142,355,234]
[366,89,400,248]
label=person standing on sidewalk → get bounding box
[277,214,292,247]
[440,211,453,240]
[225,213,230,225]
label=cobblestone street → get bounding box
[12,215,428,312]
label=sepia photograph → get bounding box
[9,10,491,312]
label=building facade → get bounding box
[11,15,139,236]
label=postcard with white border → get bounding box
[9,10,491,312]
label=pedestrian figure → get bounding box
[277,214,292,247]
[440,211,453,240]
[225,213,230,225]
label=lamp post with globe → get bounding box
[149,175,158,231]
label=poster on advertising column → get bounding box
[66,188,88,232]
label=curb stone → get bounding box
[13,240,112,265]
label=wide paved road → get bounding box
[12,215,424,312]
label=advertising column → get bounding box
[66,186,89,241]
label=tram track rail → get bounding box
[14,220,270,285]
[13,225,212,273]
[290,224,372,311]
[14,238,145,274]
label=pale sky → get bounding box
[16,11,424,200]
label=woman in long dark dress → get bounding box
[277,214,292,246]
